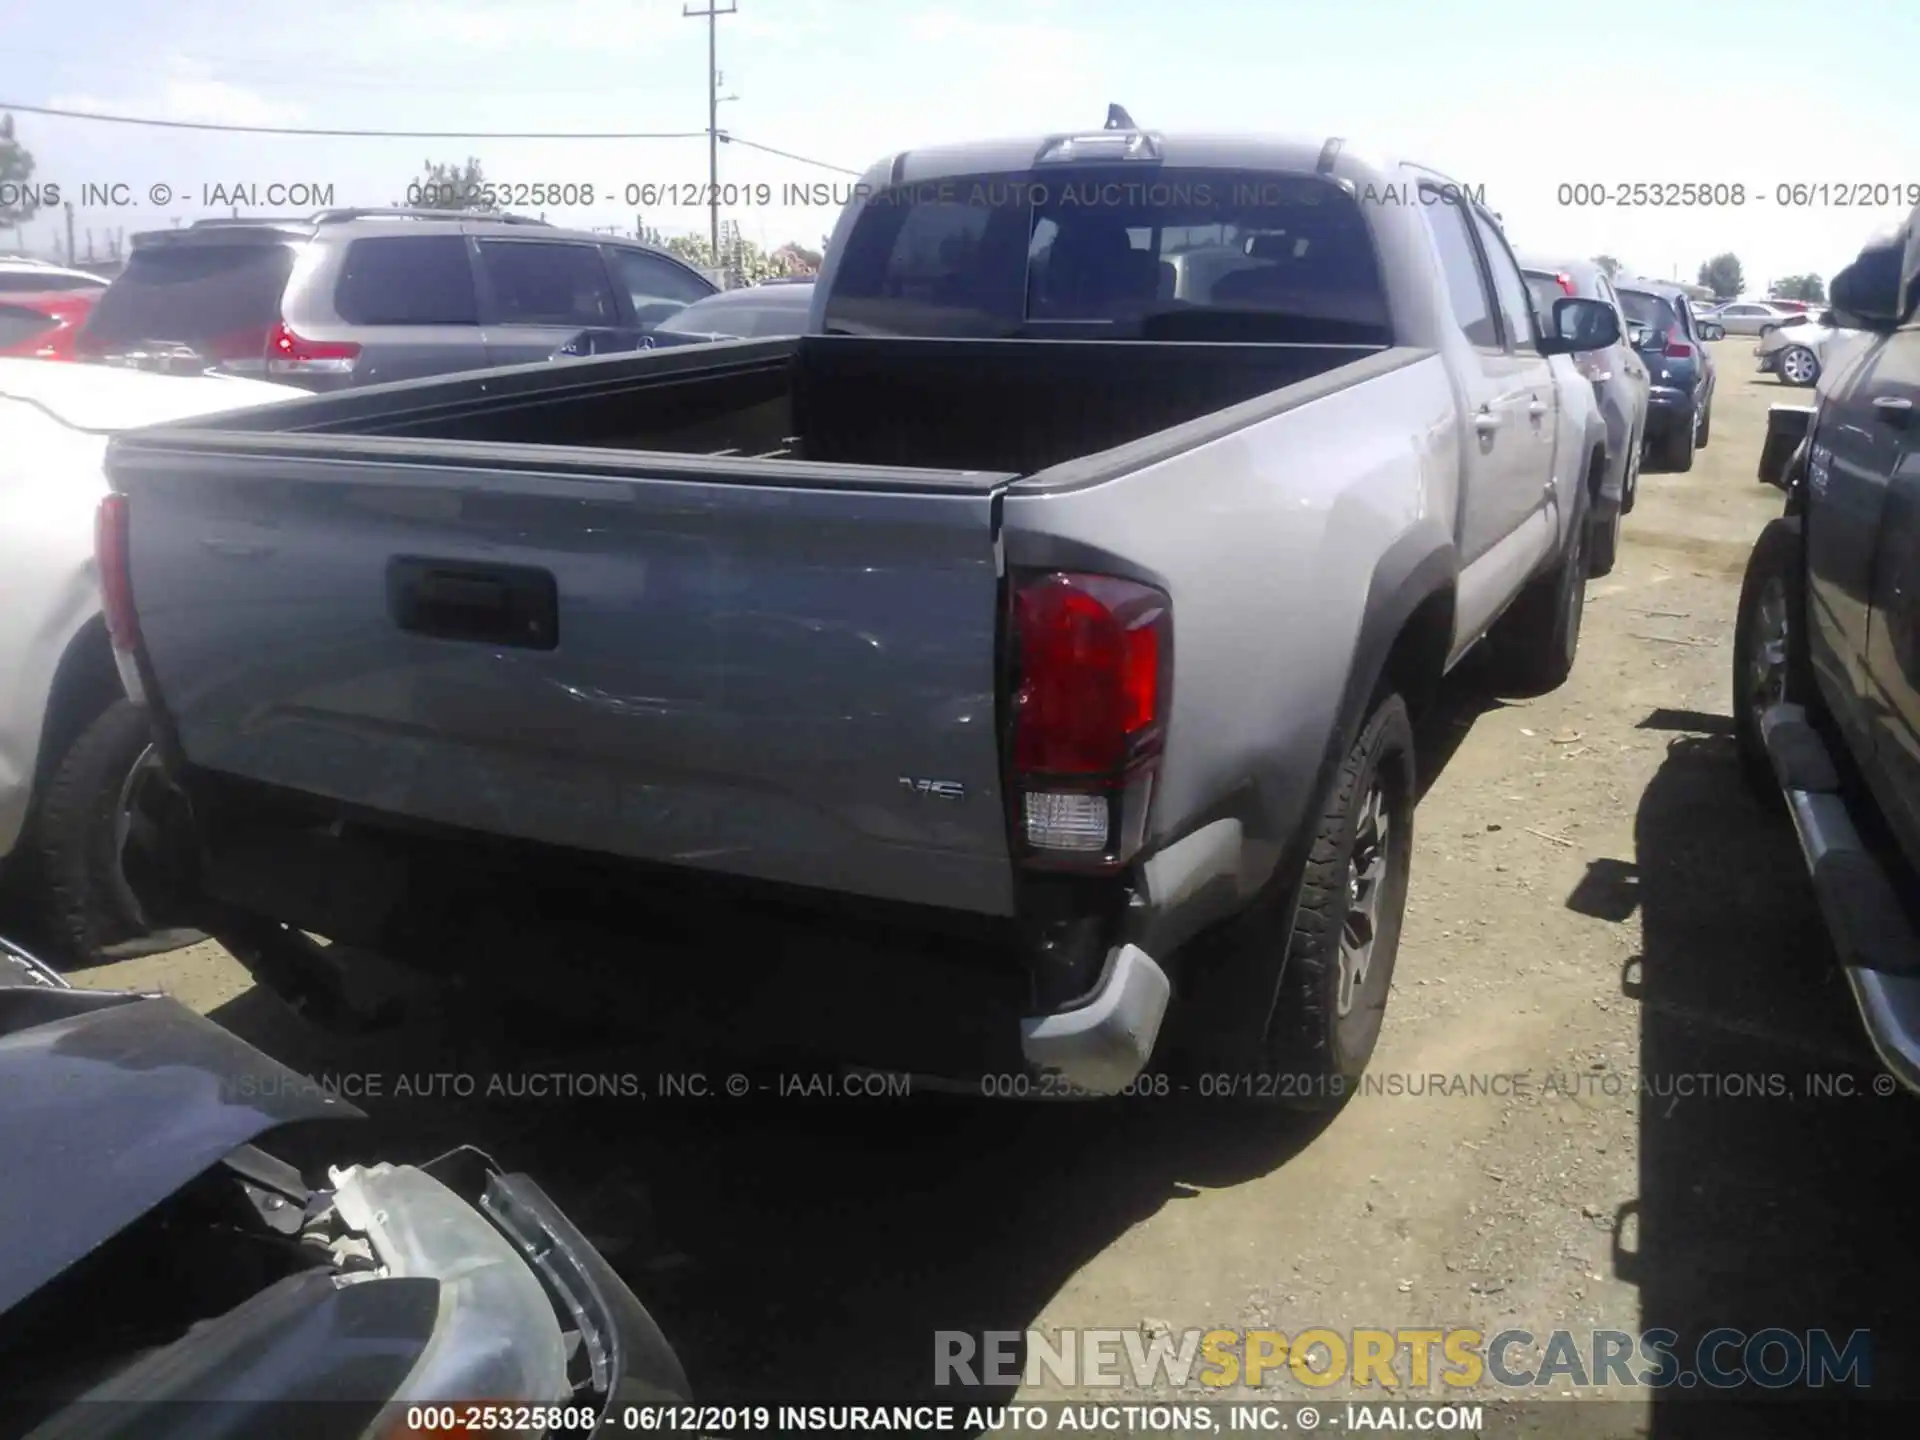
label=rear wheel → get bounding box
[1661,416,1696,472]
[1588,503,1621,578]
[1188,693,1415,1110]
[1779,345,1820,387]
[1621,426,1642,514]
[1733,518,1816,800]
[33,700,203,968]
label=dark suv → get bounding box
[1741,211,1920,1092]
[1617,277,1716,473]
[72,209,718,390]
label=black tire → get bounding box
[1488,497,1588,697]
[1733,517,1816,801]
[1661,417,1696,472]
[1696,404,1712,447]
[1587,504,1621,578]
[32,699,199,968]
[1183,693,1416,1110]
[1621,427,1642,514]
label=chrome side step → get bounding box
[1763,703,1920,1093]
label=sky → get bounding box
[2,0,1915,295]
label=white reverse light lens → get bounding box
[1024,792,1108,852]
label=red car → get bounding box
[0,290,98,360]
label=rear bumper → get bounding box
[139,763,1188,1087]
[1762,703,1920,1094]
[1020,943,1171,1095]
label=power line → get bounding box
[0,100,707,141]
[0,98,862,176]
[724,134,860,176]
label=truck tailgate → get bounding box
[109,441,1020,916]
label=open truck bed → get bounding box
[106,334,1396,923]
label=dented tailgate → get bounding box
[107,439,1020,917]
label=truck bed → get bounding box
[180,334,1386,478]
[107,335,1395,922]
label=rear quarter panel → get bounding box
[0,413,108,859]
[1000,352,1460,891]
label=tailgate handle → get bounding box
[388,557,558,650]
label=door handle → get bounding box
[1474,410,1503,434]
[1873,396,1913,426]
[388,556,559,650]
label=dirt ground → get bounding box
[66,342,1920,1436]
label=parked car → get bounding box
[550,281,816,359]
[0,358,303,966]
[71,209,718,391]
[1618,279,1717,472]
[1756,309,1867,387]
[0,258,109,296]
[1710,300,1807,336]
[95,125,1616,1105]
[0,930,693,1431]
[649,279,815,345]
[1520,255,1653,572]
[1739,214,1920,1091]
[1689,300,1727,337]
[0,290,97,360]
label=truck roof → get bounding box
[866,129,1474,205]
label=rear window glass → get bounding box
[1523,273,1568,319]
[0,304,57,348]
[477,240,619,327]
[1619,290,1682,333]
[822,168,1392,344]
[81,243,295,347]
[333,236,478,325]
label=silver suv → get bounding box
[73,208,718,390]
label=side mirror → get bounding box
[1539,296,1621,355]
[1829,238,1904,332]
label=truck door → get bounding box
[1808,333,1903,749]
[1418,188,1542,604]
[1860,323,1920,859]
[1467,206,1560,531]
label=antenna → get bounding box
[1105,104,1137,130]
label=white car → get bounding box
[0,258,111,295]
[1708,300,1808,336]
[1755,313,1868,387]
[0,359,303,964]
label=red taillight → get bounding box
[265,320,360,376]
[95,493,148,704]
[1555,273,1576,296]
[1010,571,1170,864]
[1664,337,1693,358]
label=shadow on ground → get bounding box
[1568,720,1918,1437]
[189,671,1505,1419]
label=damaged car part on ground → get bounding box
[0,932,692,1438]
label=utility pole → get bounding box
[684,0,737,263]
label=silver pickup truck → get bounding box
[100,125,1617,1101]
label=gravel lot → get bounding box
[64,342,1920,1433]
